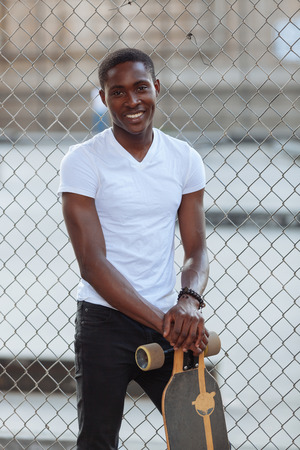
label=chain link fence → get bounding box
[1,0,299,448]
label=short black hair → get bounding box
[98,48,156,89]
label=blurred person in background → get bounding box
[91,86,109,133]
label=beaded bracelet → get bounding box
[177,287,206,310]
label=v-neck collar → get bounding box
[109,128,158,167]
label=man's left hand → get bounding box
[163,296,209,355]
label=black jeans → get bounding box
[75,301,173,450]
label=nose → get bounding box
[125,91,140,107]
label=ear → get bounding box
[154,79,160,97]
[100,89,107,106]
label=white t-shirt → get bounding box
[58,128,205,313]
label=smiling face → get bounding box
[100,61,160,145]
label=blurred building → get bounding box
[0,0,299,139]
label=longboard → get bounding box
[136,332,230,449]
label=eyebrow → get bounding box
[109,79,152,91]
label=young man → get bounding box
[58,48,209,449]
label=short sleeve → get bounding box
[57,144,99,198]
[183,147,206,194]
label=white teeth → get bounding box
[126,112,143,119]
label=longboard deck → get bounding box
[135,333,229,449]
[162,353,230,450]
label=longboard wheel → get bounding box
[203,331,221,357]
[136,332,221,371]
[135,343,165,371]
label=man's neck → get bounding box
[112,125,154,162]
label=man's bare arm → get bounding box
[62,192,164,332]
[163,189,209,353]
[179,189,209,294]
